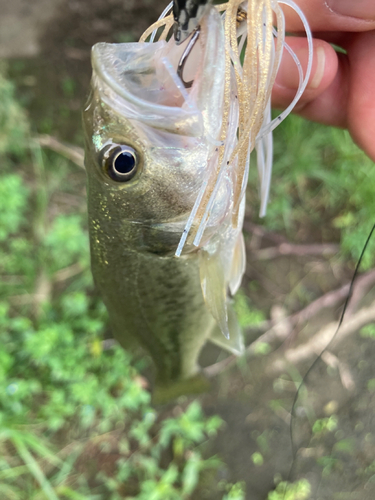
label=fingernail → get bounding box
[275,46,325,90]
[310,47,325,89]
[327,0,375,21]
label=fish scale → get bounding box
[89,220,214,382]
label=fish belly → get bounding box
[90,239,214,384]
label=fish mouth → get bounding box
[119,218,198,256]
[90,5,225,138]
[91,41,204,137]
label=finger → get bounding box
[279,0,375,32]
[292,53,349,128]
[272,37,342,122]
[347,31,375,161]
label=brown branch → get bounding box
[244,269,375,353]
[292,268,375,324]
[321,351,355,391]
[266,297,375,377]
[243,220,288,245]
[289,282,350,324]
[244,268,375,337]
[204,355,236,378]
[37,135,85,169]
[32,270,52,319]
[252,242,339,261]
[345,268,375,315]
[8,294,34,305]
[206,269,375,378]
[243,221,339,259]
[53,263,83,282]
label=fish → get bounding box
[82,0,313,390]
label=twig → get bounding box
[266,297,375,377]
[252,242,339,260]
[292,268,375,323]
[243,220,339,259]
[289,282,350,324]
[320,351,355,391]
[345,268,375,315]
[37,135,85,169]
[244,269,375,354]
[244,269,375,337]
[204,355,236,378]
[53,263,83,282]
[33,270,52,318]
[31,144,52,320]
[206,269,375,378]
[8,294,35,305]
[243,220,288,245]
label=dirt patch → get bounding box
[0,0,62,58]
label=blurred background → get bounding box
[1,1,375,499]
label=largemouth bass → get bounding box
[83,0,313,387]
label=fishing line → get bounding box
[258,0,313,139]
[151,1,173,42]
[283,222,375,498]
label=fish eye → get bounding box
[103,145,138,182]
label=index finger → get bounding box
[280,0,375,32]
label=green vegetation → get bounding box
[234,291,265,329]
[312,416,338,435]
[250,113,375,269]
[267,479,311,500]
[360,324,375,339]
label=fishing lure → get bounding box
[172,0,211,44]
[83,0,313,388]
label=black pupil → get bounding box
[114,151,135,174]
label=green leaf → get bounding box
[11,435,59,500]
[251,452,264,466]
[0,175,29,241]
[182,453,201,495]
[0,483,23,500]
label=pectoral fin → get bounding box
[198,248,230,339]
[209,302,244,355]
[229,232,246,296]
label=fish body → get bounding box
[83,0,313,387]
[83,6,244,385]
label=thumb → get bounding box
[272,37,343,125]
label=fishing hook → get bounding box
[177,27,200,89]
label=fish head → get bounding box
[83,6,226,255]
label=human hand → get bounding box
[272,0,375,161]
